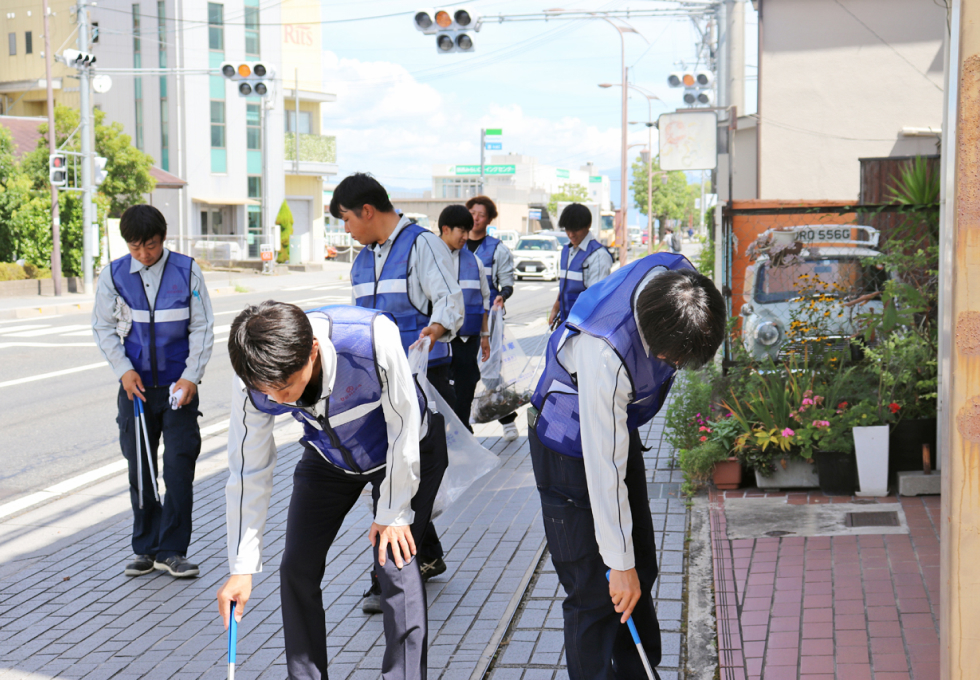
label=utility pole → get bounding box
[42,0,62,296]
[78,0,95,294]
[479,128,486,195]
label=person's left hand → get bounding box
[418,323,447,351]
[369,522,416,569]
[608,568,642,623]
[173,378,198,407]
[480,336,491,362]
[493,296,505,311]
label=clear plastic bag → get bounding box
[470,309,537,424]
[409,338,500,518]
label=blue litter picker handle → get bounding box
[606,570,656,680]
[228,602,237,679]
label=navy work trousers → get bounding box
[450,335,481,434]
[281,413,449,680]
[529,426,662,680]
[116,385,202,560]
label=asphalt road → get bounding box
[0,273,559,506]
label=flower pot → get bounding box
[853,425,890,496]
[813,450,858,496]
[889,417,937,485]
[753,457,819,489]
[712,458,742,490]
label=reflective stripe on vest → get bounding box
[558,239,603,322]
[531,253,693,458]
[249,305,428,473]
[350,223,450,366]
[110,252,193,388]
[458,248,485,337]
[473,236,501,303]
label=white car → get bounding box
[513,235,561,281]
[495,230,520,249]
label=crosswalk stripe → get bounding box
[0,362,106,389]
[0,324,49,334]
[4,324,90,337]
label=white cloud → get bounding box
[319,51,632,190]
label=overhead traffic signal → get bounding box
[220,62,274,97]
[62,49,96,67]
[668,69,714,107]
[414,6,480,53]
[49,154,67,187]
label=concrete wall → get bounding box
[718,117,759,201]
[759,0,945,200]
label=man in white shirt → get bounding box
[528,253,725,679]
[547,203,614,328]
[216,302,447,680]
[91,204,214,578]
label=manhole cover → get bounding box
[845,511,900,528]
[766,530,794,537]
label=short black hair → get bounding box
[438,205,474,233]
[329,173,394,219]
[558,203,592,232]
[636,269,726,370]
[228,301,314,391]
[120,204,167,244]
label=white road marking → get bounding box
[282,285,318,291]
[0,324,49,334]
[61,330,96,336]
[0,417,234,520]
[0,362,106,388]
[523,286,543,291]
[0,315,62,325]
[3,324,90,337]
[214,324,232,334]
[0,342,96,349]
[548,287,559,292]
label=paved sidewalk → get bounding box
[708,489,940,680]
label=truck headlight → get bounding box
[754,321,780,346]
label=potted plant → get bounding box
[849,400,891,496]
[679,414,743,491]
[800,403,858,496]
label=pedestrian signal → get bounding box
[49,154,67,187]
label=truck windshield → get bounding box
[755,259,885,304]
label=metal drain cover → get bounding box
[845,511,900,528]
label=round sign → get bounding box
[92,74,113,94]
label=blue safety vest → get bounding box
[351,222,450,366]
[558,237,604,322]
[249,306,428,474]
[531,253,694,458]
[458,247,485,337]
[472,236,501,304]
[110,251,193,388]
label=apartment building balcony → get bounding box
[284,132,338,176]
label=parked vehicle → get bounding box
[512,235,561,281]
[628,227,642,246]
[402,212,433,232]
[536,230,570,247]
[495,230,520,249]
[740,225,887,360]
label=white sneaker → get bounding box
[503,422,519,442]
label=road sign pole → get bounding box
[479,128,485,195]
[42,0,62,296]
[78,0,95,294]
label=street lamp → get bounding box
[600,83,665,256]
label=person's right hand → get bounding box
[547,308,558,328]
[217,574,253,630]
[121,370,146,402]
[608,568,642,624]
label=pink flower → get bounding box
[812,420,830,428]
[781,428,795,438]
[699,436,707,442]
[699,426,708,432]
[801,398,814,407]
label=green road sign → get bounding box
[484,128,502,136]
[557,169,570,179]
[589,176,603,183]
[452,164,516,175]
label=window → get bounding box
[246,103,261,150]
[244,0,260,56]
[285,110,311,134]
[133,5,143,150]
[8,33,15,56]
[25,31,32,54]
[210,101,225,148]
[248,176,262,199]
[208,3,223,51]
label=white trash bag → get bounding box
[470,308,539,424]
[409,338,500,518]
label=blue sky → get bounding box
[319,0,757,224]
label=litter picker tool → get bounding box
[133,397,160,509]
[228,601,238,679]
[606,570,656,680]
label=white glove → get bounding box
[112,296,133,342]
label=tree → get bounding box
[276,200,294,264]
[0,126,16,189]
[629,154,690,240]
[547,183,590,220]
[21,104,155,216]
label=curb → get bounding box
[0,285,243,321]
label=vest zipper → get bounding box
[313,402,363,473]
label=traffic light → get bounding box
[62,49,96,67]
[220,62,274,97]
[668,69,714,107]
[94,156,108,187]
[49,154,67,187]
[414,6,480,53]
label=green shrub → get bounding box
[276,200,294,264]
[679,440,729,482]
[0,262,27,281]
[664,364,718,453]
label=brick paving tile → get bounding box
[710,488,939,680]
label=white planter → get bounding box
[754,457,819,489]
[853,425,889,496]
